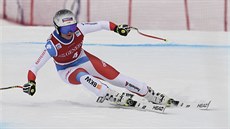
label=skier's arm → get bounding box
[77,21,130,36]
[27,49,51,81]
[23,49,51,96]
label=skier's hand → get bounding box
[114,24,130,36]
[23,81,36,96]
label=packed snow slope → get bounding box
[0,19,229,129]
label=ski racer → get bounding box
[23,9,173,106]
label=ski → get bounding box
[169,99,212,110]
[117,99,211,112]
[119,94,212,111]
[97,92,211,113]
[97,92,166,113]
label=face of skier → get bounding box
[61,32,74,40]
[59,24,77,40]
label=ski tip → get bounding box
[206,100,212,110]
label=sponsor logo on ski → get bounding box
[152,105,164,111]
[197,103,208,108]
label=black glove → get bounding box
[114,24,130,36]
[23,81,36,96]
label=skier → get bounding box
[23,9,173,106]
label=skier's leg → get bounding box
[107,73,171,105]
[61,67,108,97]
[107,73,148,96]
[84,50,147,94]
[58,67,122,103]
[84,50,172,106]
[75,71,129,104]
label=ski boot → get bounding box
[144,86,178,107]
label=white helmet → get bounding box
[53,9,77,33]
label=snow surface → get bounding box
[0,19,229,129]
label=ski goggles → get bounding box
[59,24,77,34]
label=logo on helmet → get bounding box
[62,17,73,23]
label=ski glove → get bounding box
[114,24,130,36]
[23,81,36,96]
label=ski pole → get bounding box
[0,85,23,90]
[130,27,167,42]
